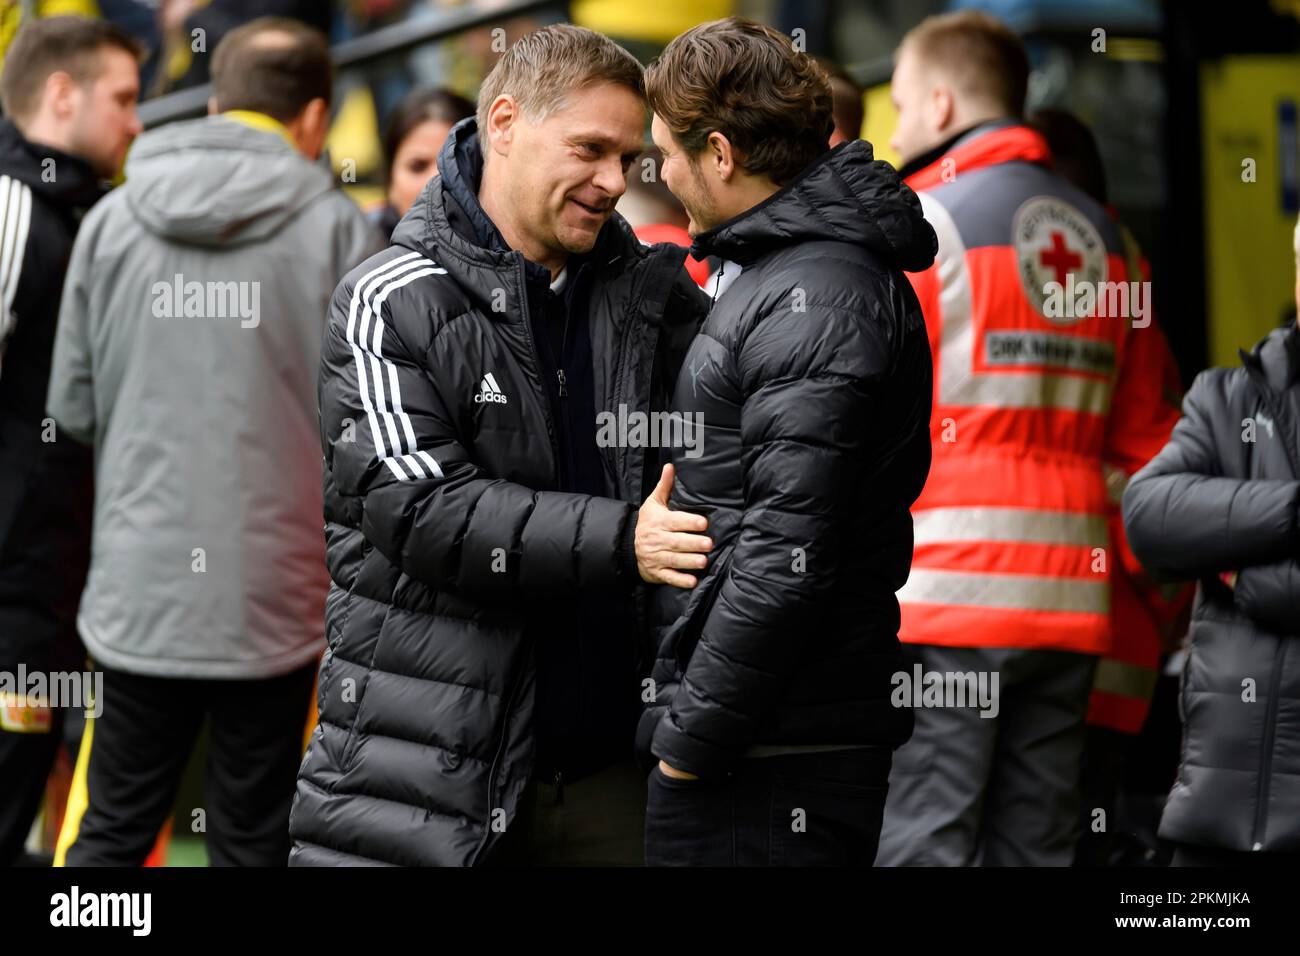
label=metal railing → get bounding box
[138,0,570,128]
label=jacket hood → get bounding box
[121,115,335,246]
[0,119,106,209]
[689,139,936,272]
[391,117,651,315]
[1242,322,1300,394]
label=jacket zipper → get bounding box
[1252,641,1287,849]
[1243,360,1297,849]
[557,300,570,399]
[468,258,560,865]
[470,633,533,866]
[512,256,561,482]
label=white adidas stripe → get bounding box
[344,250,449,482]
[346,251,422,471]
[0,175,33,378]
[355,253,433,461]
[365,263,446,469]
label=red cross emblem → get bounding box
[1039,231,1082,286]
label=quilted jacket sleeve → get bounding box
[320,259,637,602]
[1122,368,1300,581]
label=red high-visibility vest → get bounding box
[899,125,1170,655]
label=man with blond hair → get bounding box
[288,24,710,867]
[880,11,1168,866]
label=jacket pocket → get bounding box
[668,543,736,672]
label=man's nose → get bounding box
[592,156,627,199]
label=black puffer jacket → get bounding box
[289,123,705,866]
[1123,324,1300,853]
[0,120,104,675]
[636,140,937,776]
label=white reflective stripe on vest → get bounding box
[912,507,1107,547]
[920,191,1114,415]
[897,568,1110,615]
[1092,658,1159,700]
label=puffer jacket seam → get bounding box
[299,775,477,829]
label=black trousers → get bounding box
[59,662,315,867]
[0,706,65,865]
[644,747,893,866]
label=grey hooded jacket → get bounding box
[46,115,381,679]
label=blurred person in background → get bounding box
[878,11,1169,867]
[816,56,864,147]
[637,17,936,866]
[0,15,140,868]
[154,0,332,93]
[47,16,378,867]
[368,85,474,240]
[1122,215,1300,866]
[617,150,710,287]
[0,1,101,80]
[1028,107,1193,867]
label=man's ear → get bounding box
[46,70,78,121]
[290,97,331,160]
[930,83,955,135]
[706,130,735,182]
[484,94,517,157]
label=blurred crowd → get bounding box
[0,6,1296,868]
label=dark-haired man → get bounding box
[0,16,141,866]
[637,16,936,866]
[47,16,379,866]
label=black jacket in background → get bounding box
[0,120,105,674]
[289,118,707,866]
[1124,323,1300,853]
[637,139,937,777]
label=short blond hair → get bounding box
[899,10,1029,117]
[475,24,644,155]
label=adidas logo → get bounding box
[474,372,508,405]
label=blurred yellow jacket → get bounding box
[571,0,733,44]
[1,0,102,76]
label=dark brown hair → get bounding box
[816,56,865,141]
[1028,108,1107,204]
[644,17,833,186]
[1,16,142,123]
[382,87,474,183]
[900,10,1029,117]
[211,17,332,123]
